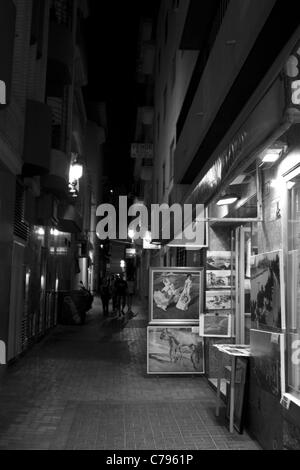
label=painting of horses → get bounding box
[250,250,285,331]
[147,326,205,374]
[149,267,203,324]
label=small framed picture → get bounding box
[206,290,232,310]
[149,267,204,324]
[206,251,233,270]
[200,312,231,337]
[206,270,233,289]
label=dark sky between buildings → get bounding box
[83,0,160,193]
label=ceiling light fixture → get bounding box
[216,194,239,206]
[261,147,283,164]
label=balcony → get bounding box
[47,21,74,86]
[22,100,52,176]
[0,0,16,107]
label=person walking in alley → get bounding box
[115,273,128,319]
[127,277,136,316]
[111,274,118,313]
[100,276,111,317]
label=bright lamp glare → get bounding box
[144,230,152,243]
[262,151,281,163]
[69,163,83,182]
[217,197,238,206]
[128,229,135,239]
[287,181,296,190]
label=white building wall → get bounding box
[153,0,197,204]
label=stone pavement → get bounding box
[0,298,260,450]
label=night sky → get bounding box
[83,0,160,193]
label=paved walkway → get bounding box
[0,298,260,450]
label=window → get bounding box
[163,86,167,121]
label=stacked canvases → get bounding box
[200,251,234,338]
[147,267,205,374]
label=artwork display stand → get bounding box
[213,344,251,433]
[147,267,205,375]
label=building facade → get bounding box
[142,0,300,449]
[0,0,106,370]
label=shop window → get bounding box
[287,180,300,399]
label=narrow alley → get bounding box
[0,300,259,450]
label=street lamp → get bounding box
[128,228,135,242]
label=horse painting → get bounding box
[147,327,204,374]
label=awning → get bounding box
[183,76,291,207]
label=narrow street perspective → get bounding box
[1,0,300,454]
[0,301,260,450]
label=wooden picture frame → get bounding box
[147,325,205,375]
[226,357,249,433]
[149,267,203,324]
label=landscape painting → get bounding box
[250,250,285,331]
[147,326,205,374]
[250,329,285,397]
[206,270,232,289]
[200,313,231,337]
[206,290,232,310]
[206,251,233,270]
[150,267,203,323]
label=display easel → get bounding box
[213,344,251,433]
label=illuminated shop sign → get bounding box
[284,42,300,118]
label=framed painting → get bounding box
[149,267,203,324]
[147,325,205,374]
[206,290,232,310]
[250,329,285,397]
[226,357,249,433]
[206,269,233,289]
[250,250,285,331]
[206,251,233,270]
[200,312,231,337]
